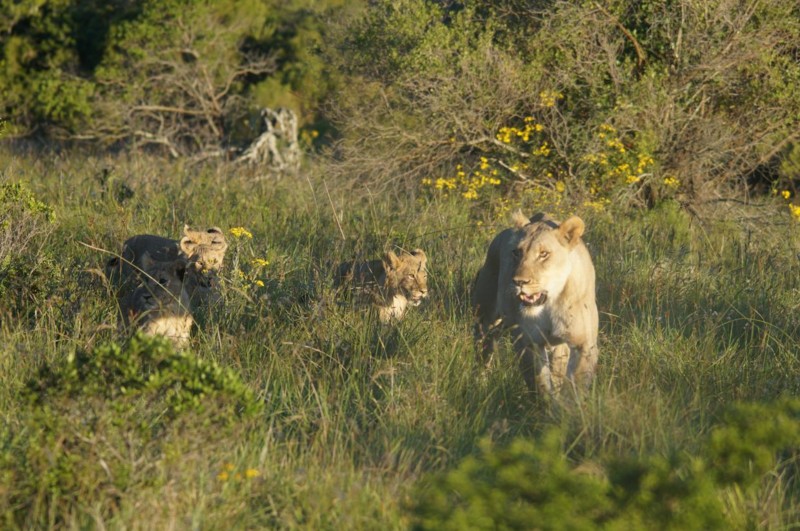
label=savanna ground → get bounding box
[1,149,798,529]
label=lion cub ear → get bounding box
[512,210,530,228]
[557,216,585,247]
[180,234,199,258]
[383,250,402,271]
[410,248,427,267]
[140,251,156,271]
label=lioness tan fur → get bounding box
[120,253,193,347]
[105,225,228,307]
[335,249,429,323]
[472,211,598,397]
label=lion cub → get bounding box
[335,249,429,323]
[472,212,598,398]
[120,254,193,347]
[106,225,228,307]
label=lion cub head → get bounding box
[509,211,585,312]
[179,225,228,273]
[121,253,193,347]
[383,248,429,306]
[170,225,226,307]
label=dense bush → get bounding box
[411,399,800,530]
[0,181,58,316]
[328,0,800,205]
[1,334,262,527]
[0,0,354,154]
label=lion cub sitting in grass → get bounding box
[335,249,429,323]
[106,225,228,308]
[119,253,193,347]
[472,211,598,399]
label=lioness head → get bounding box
[510,211,585,310]
[123,253,193,346]
[383,248,429,305]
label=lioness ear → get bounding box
[411,248,427,266]
[557,216,585,247]
[512,210,529,228]
[383,250,401,271]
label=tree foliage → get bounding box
[0,0,798,202]
[326,0,800,203]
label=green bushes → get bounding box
[411,399,800,530]
[329,0,800,206]
[0,181,57,316]
[1,334,262,527]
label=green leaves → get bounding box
[411,399,800,530]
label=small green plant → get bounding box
[411,429,612,530]
[28,333,262,422]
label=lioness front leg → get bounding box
[549,343,571,395]
[515,340,554,397]
[570,343,599,389]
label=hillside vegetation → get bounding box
[1,0,800,528]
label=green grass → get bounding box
[1,150,798,528]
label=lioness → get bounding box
[472,211,598,397]
[335,249,429,323]
[105,225,228,306]
[120,254,193,347]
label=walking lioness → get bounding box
[472,211,598,397]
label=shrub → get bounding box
[410,399,800,530]
[1,334,262,526]
[0,181,57,316]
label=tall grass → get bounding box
[1,150,798,528]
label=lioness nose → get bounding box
[513,278,530,286]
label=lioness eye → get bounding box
[539,250,549,259]
[512,248,522,259]
[407,274,415,279]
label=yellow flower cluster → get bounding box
[790,203,800,221]
[582,124,654,191]
[539,90,564,108]
[217,462,260,482]
[663,176,680,188]
[583,198,611,212]
[496,117,546,145]
[230,226,253,239]
[775,189,800,221]
[422,161,502,201]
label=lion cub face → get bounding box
[510,213,584,313]
[178,225,228,306]
[384,249,429,306]
[122,254,193,346]
[180,225,228,273]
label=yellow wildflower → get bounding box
[781,190,791,200]
[245,468,260,479]
[253,280,265,288]
[230,227,253,239]
[251,258,270,267]
[663,176,680,188]
[790,203,800,221]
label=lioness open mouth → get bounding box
[519,291,547,307]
